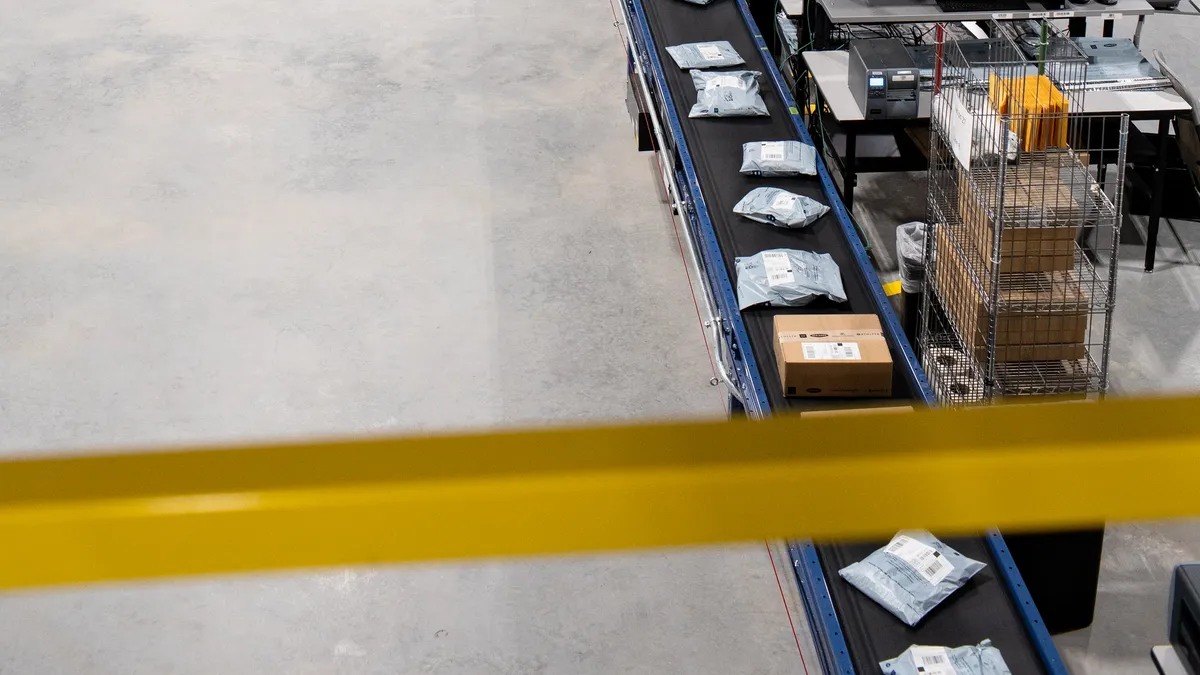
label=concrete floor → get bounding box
[2,0,1200,673]
[0,1,813,673]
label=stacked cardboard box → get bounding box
[993,359,1092,400]
[935,227,1088,363]
[956,156,1085,274]
[934,150,1094,374]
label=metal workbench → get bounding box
[619,0,1069,672]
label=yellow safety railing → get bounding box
[1,395,1197,590]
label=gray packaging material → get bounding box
[734,249,847,310]
[666,41,745,69]
[675,0,722,4]
[733,187,829,229]
[896,221,927,294]
[880,640,1012,675]
[689,70,769,118]
[839,531,986,627]
[740,141,817,177]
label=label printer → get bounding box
[848,39,919,120]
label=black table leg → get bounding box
[811,92,826,158]
[1145,117,1171,272]
[844,130,857,211]
[1103,19,1114,37]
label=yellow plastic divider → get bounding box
[1,395,1198,590]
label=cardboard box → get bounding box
[802,405,914,417]
[956,154,1087,274]
[774,314,893,398]
[934,226,1088,362]
[994,358,1093,401]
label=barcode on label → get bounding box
[1029,11,1049,17]
[1052,9,1074,17]
[799,342,861,361]
[910,646,956,675]
[697,44,723,60]
[760,141,787,162]
[884,535,954,584]
[1101,11,1122,18]
[707,75,747,90]
[923,559,946,579]
[771,192,799,211]
[991,11,1013,18]
[762,251,794,288]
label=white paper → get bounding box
[801,342,861,361]
[945,93,974,169]
[697,44,723,61]
[760,141,787,162]
[885,535,954,584]
[770,192,799,211]
[762,251,794,287]
[706,75,747,91]
[909,646,958,675]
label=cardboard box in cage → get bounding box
[934,226,1088,362]
[994,358,1093,401]
[955,155,1087,274]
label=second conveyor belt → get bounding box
[627,0,1065,672]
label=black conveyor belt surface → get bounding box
[822,540,1046,673]
[639,0,914,409]
[638,0,1048,672]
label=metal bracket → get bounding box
[707,318,744,402]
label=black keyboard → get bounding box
[935,0,1033,12]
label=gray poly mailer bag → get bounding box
[734,249,847,310]
[740,141,817,177]
[666,41,745,69]
[689,70,768,118]
[880,640,1012,675]
[733,187,828,229]
[840,531,986,627]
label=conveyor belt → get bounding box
[821,539,1047,673]
[636,0,916,410]
[631,0,1061,672]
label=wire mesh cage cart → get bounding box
[920,22,1128,405]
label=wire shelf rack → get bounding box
[919,21,1127,405]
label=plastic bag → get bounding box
[896,221,926,294]
[880,640,1012,675]
[740,141,817,177]
[734,249,847,310]
[734,187,828,228]
[839,531,986,627]
[666,41,744,69]
[689,70,768,118]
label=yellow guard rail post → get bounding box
[1,395,1199,590]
